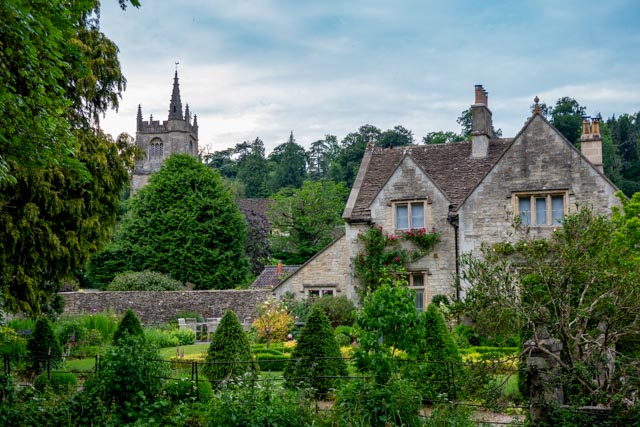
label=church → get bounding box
[131,70,199,193]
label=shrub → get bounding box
[332,375,422,427]
[0,326,27,357]
[335,332,351,347]
[255,353,290,371]
[34,372,77,394]
[203,310,254,388]
[106,270,183,291]
[252,297,294,347]
[431,294,450,306]
[27,318,63,374]
[112,309,144,345]
[162,377,213,403]
[312,295,356,327]
[409,303,462,402]
[83,336,168,422]
[284,306,347,396]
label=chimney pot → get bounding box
[277,261,283,274]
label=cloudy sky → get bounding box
[99,0,640,154]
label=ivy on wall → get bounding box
[353,226,439,297]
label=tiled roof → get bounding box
[250,265,301,289]
[347,139,512,221]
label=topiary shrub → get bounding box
[312,295,356,327]
[27,318,63,374]
[162,377,213,403]
[408,303,462,402]
[203,310,254,388]
[106,270,183,291]
[284,306,347,397]
[112,309,144,346]
[34,372,78,394]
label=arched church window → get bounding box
[150,139,163,160]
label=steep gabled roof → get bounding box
[250,265,301,289]
[344,140,511,222]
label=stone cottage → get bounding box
[132,70,199,193]
[273,85,620,309]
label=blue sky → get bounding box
[99,0,640,154]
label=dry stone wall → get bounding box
[61,289,269,325]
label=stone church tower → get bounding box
[131,70,199,192]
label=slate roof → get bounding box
[250,265,301,289]
[346,139,512,222]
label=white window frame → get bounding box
[393,200,427,231]
[405,273,426,312]
[514,191,567,226]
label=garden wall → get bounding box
[60,289,270,325]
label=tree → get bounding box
[284,306,347,396]
[204,148,237,179]
[329,124,381,187]
[307,135,339,180]
[27,318,63,374]
[0,1,138,315]
[422,131,465,145]
[252,297,294,348]
[379,125,414,148]
[112,309,144,345]
[460,204,640,404]
[267,180,348,264]
[236,138,270,198]
[203,310,254,388]
[550,97,586,145]
[98,154,250,290]
[269,132,307,192]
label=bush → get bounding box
[83,336,168,422]
[145,327,195,348]
[252,297,294,346]
[410,303,462,402]
[312,295,356,327]
[284,307,347,396]
[112,309,144,345]
[255,353,290,371]
[333,375,422,427]
[335,332,351,347]
[203,310,255,388]
[106,270,183,291]
[34,372,77,394]
[27,318,63,374]
[0,326,27,357]
[162,377,213,403]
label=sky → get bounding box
[99,0,640,155]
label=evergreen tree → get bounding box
[95,154,250,290]
[112,309,144,345]
[413,303,462,401]
[203,310,253,388]
[269,132,308,192]
[237,138,270,198]
[27,318,63,374]
[284,306,347,396]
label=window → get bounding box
[150,139,163,160]
[404,273,426,312]
[515,193,566,226]
[395,201,425,230]
[306,288,335,298]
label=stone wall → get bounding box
[61,289,269,325]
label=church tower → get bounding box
[131,69,199,193]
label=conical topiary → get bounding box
[284,306,347,396]
[203,310,253,388]
[113,309,144,345]
[27,317,63,374]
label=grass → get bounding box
[64,356,97,373]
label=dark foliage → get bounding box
[112,309,144,346]
[27,318,63,374]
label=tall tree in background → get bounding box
[330,124,381,188]
[550,97,586,145]
[379,125,414,148]
[96,154,250,290]
[269,132,307,192]
[422,131,465,145]
[204,148,237,179]
[0,0,138,315]
[237,138,270,198]
[308,135,339,180]
[267,180,348,264]
[608,113,640,196]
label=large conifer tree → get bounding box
[107,154,249,289]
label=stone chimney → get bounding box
[470,85,493,158]
[580,116,603,173]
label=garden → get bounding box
[0,279,534,427]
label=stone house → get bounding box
[273,85,620,309]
